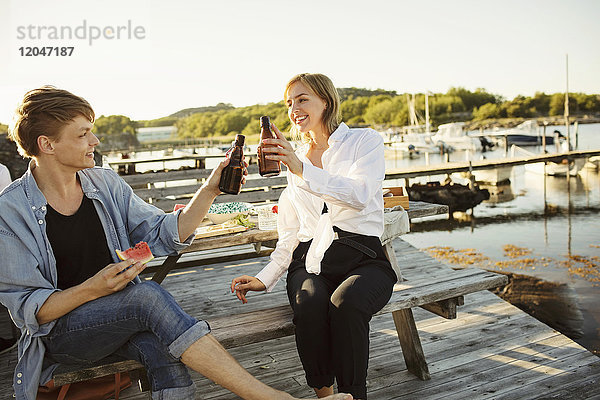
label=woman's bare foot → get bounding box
[314,385,334,398]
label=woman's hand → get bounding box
[230,275,266,304]
[261,123,304,177]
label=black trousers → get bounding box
[286,228,397,399]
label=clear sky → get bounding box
[1,0,599,124]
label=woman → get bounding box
[231,73,397,399]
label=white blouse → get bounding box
[255,123,386,292]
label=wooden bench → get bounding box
[47,202,508,396]
[121,165,288,211]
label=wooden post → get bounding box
[392,308,431,380]
[542,123,547,153]
[565,54,570,150]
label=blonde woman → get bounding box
[232,73,397,399]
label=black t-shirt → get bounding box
[45,196,114,290]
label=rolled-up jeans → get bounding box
[42,281,210,400]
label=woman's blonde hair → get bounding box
[9,86,95,158]
[285,73,341,142]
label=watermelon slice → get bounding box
[173,203,186,212]
[116,241,154,264]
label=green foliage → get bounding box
[447,87,500,110]
[175,102,289,143]
[138,89,600,141]
[337,87,397,102]
[138,116,178,127]
[473,103,502,120]
[170,103,235,118]
[0,123,8,134]
[94,115,136,136]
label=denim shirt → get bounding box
[0,164,192,400]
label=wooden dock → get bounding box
[385,149,600,180]
[2,238,597,399]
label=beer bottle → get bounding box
[258,116,281,177]
[219,134,245,195]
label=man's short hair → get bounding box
[9,86,95,158]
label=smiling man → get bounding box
[0,86,352,400]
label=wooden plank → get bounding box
[392,308,431,380]
[186,229,278,252]
[133,176,288,200]
[53,360,144,386]
[122,169,212,186]
[210,305,295,349]
[150,188,286,211]
[194,225,247,239]
[441,351,600,400]
[120,164,288,187]
[406,203,449,219]
[420,296,464,319]
[383,242,404,281]
[385,149,600,180]
[143,249,274,275]
[203,271,505,349]
[380,269,508,313]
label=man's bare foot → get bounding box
[318,395,352,400]
[314,385,334,398]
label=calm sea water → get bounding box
[387,123,600,355]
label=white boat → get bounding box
[583,155,600,171]
[386,131,438,153]
[512,144,586,177]
[382,94,439,157]
[430,122,482,152]
[482,120,556,146]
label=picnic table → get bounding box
[49,201,508,396]
[150,201,447,283]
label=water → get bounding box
[386,122,600,355]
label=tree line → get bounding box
[3,88,597,142]
[167,88,599,140]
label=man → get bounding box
[0,86,352,400]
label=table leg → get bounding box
[392,308,431,381]
[151,255,183,284]
[383,242,404,281]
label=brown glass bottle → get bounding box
[258,116,281,177]
[219,134,245,195]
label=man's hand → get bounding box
[203,157,249,196]
[36,259,146,325]
[230,275,266,304]
[84,259,146,300]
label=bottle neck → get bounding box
[229,146,243,162]
[261,127,274,139]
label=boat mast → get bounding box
[565,54,570,148]
[425,93,430,133]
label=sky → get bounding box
[0,0,599,124]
